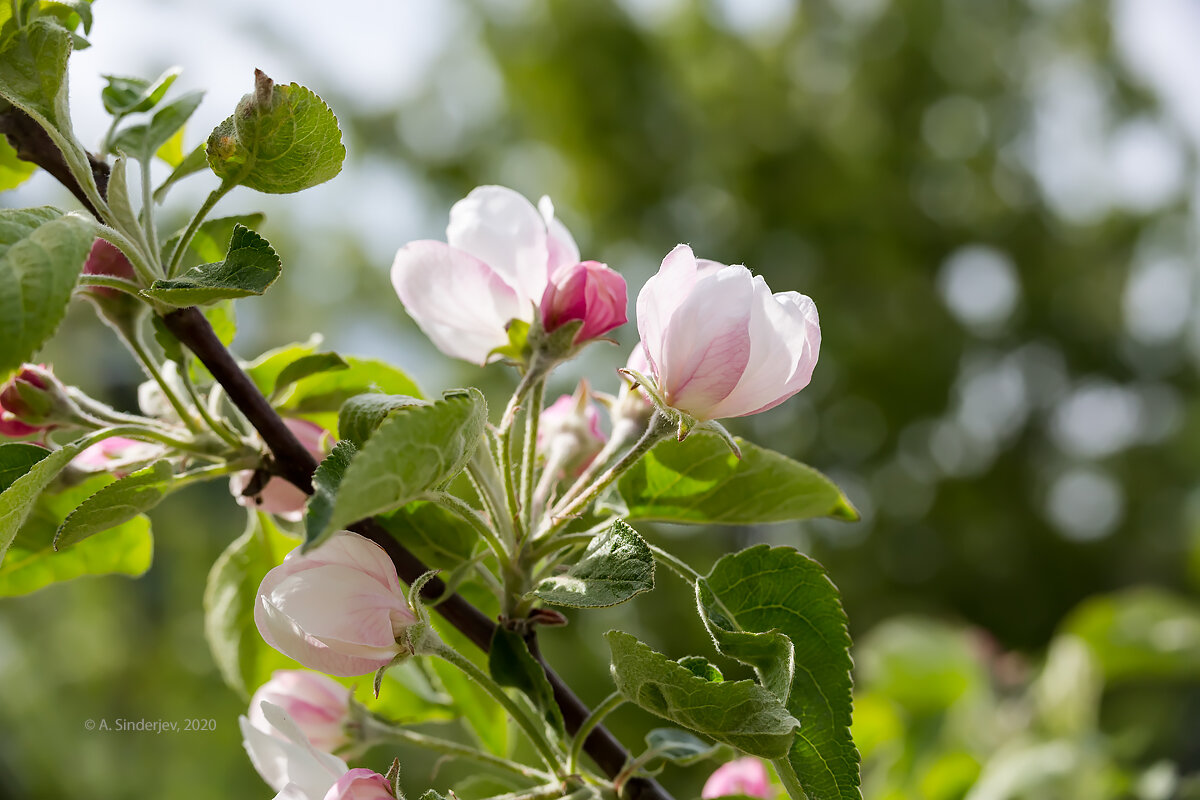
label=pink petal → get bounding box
[539,195,581,277]
[636,244,703,379]
[446,185,552,305]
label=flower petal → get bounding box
[539,195,581,277]
[447,185,551,304]
[391,240,523,364]
[241,704,347,796]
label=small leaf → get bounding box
[204,512,303,696]
[617,432,858,525]
[161,213,266,270]
[321,389,486,537]
[606,630,799,758]
[0,438,89,565]
[101,66,180,117]
[0,207,94,374]
[271,353,348,400]
[105,156,142,241]
[112,90,204,162]
[279,357,423,435]
[643,728,728,766]
[303,440,357,552]
[244,338,321,395]
[488,626,565,736]
[153,142,208,202]
[532,519,654,608]
[142,224,280,306]
[702,545,859,800]
[0,472,153,597]
[55,460,173,549]
[156,125,186,166]
[206,70,345,194]
[338,394,429,448]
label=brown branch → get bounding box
[6,104,671,800]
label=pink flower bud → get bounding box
[391,185,584,364]
[232,418,331,521]
[255,532,418,677]
[1,364,62,437]
[71,437,166,477]
[702,758,772,799]
[538,389,607,477]
[324,768,394,800]
[249,671,352,754]
[541,260,628,343]
[241,700,349,799]
[83,239,136,297]
[636,245,820,421]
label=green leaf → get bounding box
[532,519,654,608]
[204,512,303,696]
[271,353,348,400]
[101,66,180,116]
[206,70,345,194]
[0,207,94,374]
[0,437,89,565]
[39,1,93,35]
[0,442,50,492]
[54,460,173,549]
[153,142,207,202]
[337,394,429,449]
[701,545,859,800]
[204,300,237,346]
[0,472,153,597]
[112,90,203,162]
[617,432,858,525]
[1061,589,1200,683]
[279,357,423,435]
[0,19,73,132]
[244,338,321,395]
[142,224,280,306]
[104,156,142,241]
[320,389,486,537]
[303,440,357,552]
[430,605,509,757]
[376,501,479,570]
[643,728,728,766]
[488,626,565,736]
[0,135,36,191]
[605,630,799,758]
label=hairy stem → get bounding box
[355,717,553,782]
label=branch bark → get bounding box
[6,105,670,800]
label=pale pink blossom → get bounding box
[636,245,820,421]
[232,418,330,521]
[249,671,352,754]
[538,391,607,477]
[391,185,583,363]
[241,700,349,800]
[255,532,417,677]
[323,768,394,800]
[71,437,165,476]
[701,758,772,799]
[540,259,628,343]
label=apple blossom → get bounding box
[232,418,331,520]
[540,259,628,343]
[0,364,83,437]
[0,366,50,438]
[324,769,394,800]
[249,671,352,754]
[701,758,772,799]
[391,185,593,364]
[636,244,820,422]
[71,436,166,476]
[538,387,607,478]
[241,700,349,800]
[255,532,418,676]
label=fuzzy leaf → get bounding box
[101,66,180,116]
[337,394,429,448]
[488,626,565,736]
[142,224,280,306]
[303,440,357,551]
[55,460,173,549]
[112,90,204,162]
[0,438,88,565]
[532,519,654,608]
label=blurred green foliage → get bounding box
[2,0,1199,798]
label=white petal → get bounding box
[241,707,346,797]
[539,194,581,276]
[657,266,754,419]
[447,185,551,304]
[636,244,703,379]
[391,240,523,364]
[705,283,821,419]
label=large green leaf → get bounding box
[203,512,304,697]
[142,224,281,306]
[700,545,859,800]
[206,70,345,194]
[616,433,858,525]
[319,389,486,538]
[1061,589,1200,684]
[0,207,94,374]
[337,394,429,448]
[0,437,88,565]
[0,19,73,132]
[606,630,799,758]
[0,472,153,597]
[532,519,654,608]
[54,460,173,549]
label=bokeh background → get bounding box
[3,0,1200,798]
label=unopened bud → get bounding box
[81,239,146,337]
[0,364,88,437]
[538,383,607,478]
